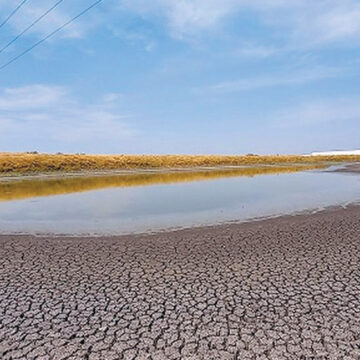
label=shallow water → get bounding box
[0,166,359,235]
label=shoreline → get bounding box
[0,163,328,182]
[0,201,358,239]
[1,204,360,358]
[0,160,358,184]
[333,163,360,173]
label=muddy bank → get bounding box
[1,205,360,359]
[334,163,360,173]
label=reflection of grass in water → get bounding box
[0,164,326,202]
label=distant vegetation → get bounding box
[0,152,360,175]
[0,164,327,201]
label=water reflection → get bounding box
[0,165,358,236]
[0,164,325,202]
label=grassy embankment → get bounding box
[1,152,360,175]
[0,164,327,201]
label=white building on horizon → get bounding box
[310,149,360,156]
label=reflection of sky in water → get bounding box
[0,170,359,235]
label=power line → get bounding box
[0,0,66,54]
[0,0,103,72]
[0,0,30,30]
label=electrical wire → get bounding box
[0,0,65,54]
[0,0,103,71]
[0,0,30,30]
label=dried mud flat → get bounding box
[1,206,360,359]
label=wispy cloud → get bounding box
[290,3,360,46]
[2,0,360,50]
[197,66,344,94]
[0,85,134,151]
[120,0,238,38]
[120,0,360,47]
[0,85,67,109]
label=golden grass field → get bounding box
[0,164,327,201]
[1,152,360,175]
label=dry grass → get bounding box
[0,164,326,201]
[0,152,359,175]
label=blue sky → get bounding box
[0,0,359,154]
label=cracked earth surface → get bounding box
[1,206,360,359]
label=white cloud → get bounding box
[0,85,67,109]
[120,0,360,47]
[0,85,134,150]
[287,2,360,46]
[120,0,241,38]
[198,66,343,94]
[163,0,238,36]
[2,0,360,49]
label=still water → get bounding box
[0,166,359,235]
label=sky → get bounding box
[0,0,359,154]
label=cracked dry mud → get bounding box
[1,206,360,359]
